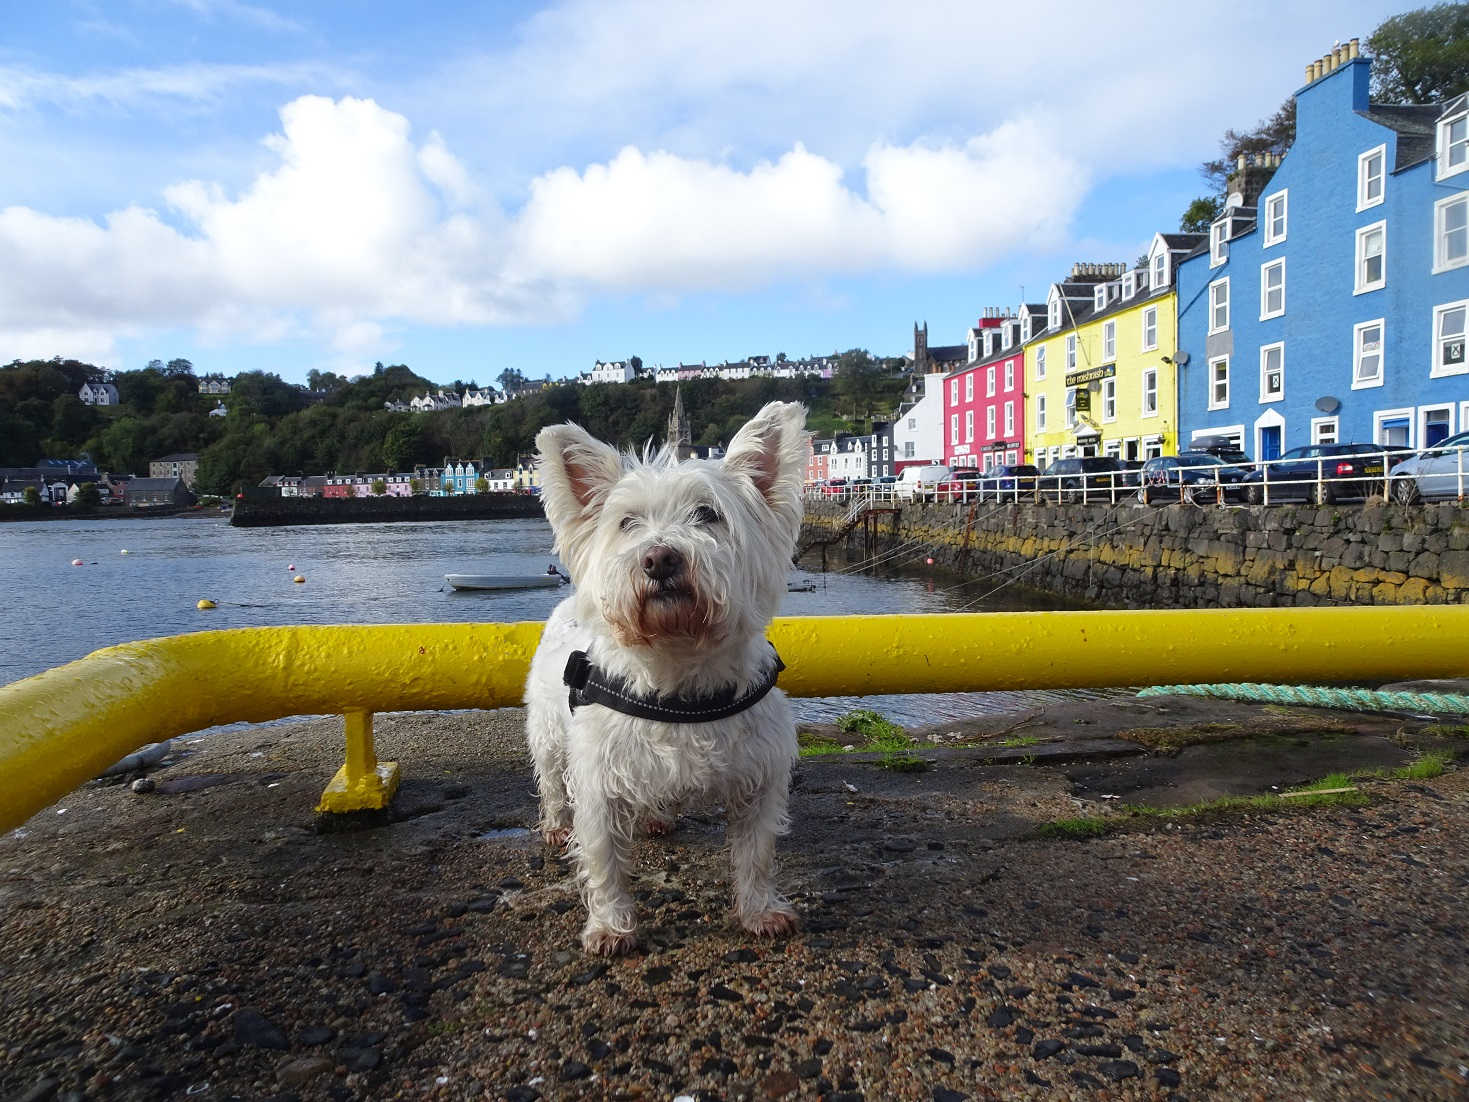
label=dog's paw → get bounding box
[542,826,571,851]
[644,815,676,837]
[581,925,639,956]
[740,906,800,938]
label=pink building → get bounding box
[944,309,1025,471]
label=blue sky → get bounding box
[1,0,1406,387]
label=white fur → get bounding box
[525,401,809,954]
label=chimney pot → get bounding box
[1349,37,1360,58]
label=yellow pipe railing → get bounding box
[2,607,1468,832]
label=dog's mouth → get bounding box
[644,578,694,604]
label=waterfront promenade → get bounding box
[3,697,1467,1100]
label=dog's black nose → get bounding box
[641,545,683,581]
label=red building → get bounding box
[944,309,1025,470]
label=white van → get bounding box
[896,463,951,502]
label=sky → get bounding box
[1,0,1409,388]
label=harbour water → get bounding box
[0,514,1121,726]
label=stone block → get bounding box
[1410,551,1440,579]
[1398,577,1429,603]
[1439,550,1469,589]
[1376,532,1402,553]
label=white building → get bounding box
[79,381,120,406]
[461,387,499,407]
[890,372,947,468]
[586,360,635,385]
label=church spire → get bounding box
[667,386,693,457]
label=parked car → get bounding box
[1041,456,1128,503]
[1138,452,1249,505]
[977,463,1040,500]
[896,463,952,502]
[936,469,986,502]
[1240,443,1392,504]
[1389,430,1469,503]
[819,478,850,497]
[1116,459,1144,489]
[1189,434,1253,467]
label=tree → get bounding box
[1369,4,1469,104]
[22,486,40,506]
[629,356,643,374]
[163,358,194,377]
[1199,97,1295,198]
[498,367,526,392]
[832,348,884,420]
[371,477,387,495]
[74,482,101,508]
[1180,196,1223,233]
[475,475,488,494]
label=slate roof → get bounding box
[1359,102,1445,171]
[928,345,968,363]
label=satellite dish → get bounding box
[1173,351,1190,366]
[1315,395,1341,414]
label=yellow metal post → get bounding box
[315,709,400,814]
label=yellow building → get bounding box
[1025,235,1203,468]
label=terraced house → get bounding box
[1026,244,1196,468]
[1176,39,1469,456]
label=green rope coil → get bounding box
[1137,683,1469,716]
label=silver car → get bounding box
[1389,430,1469,503]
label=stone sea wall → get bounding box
[231,492,544,527]
[800,499,1469,608]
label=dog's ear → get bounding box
[725,402,808,531]
[536,423,623,564]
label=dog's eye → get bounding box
[618,515,638,532]
[690,505,722,525]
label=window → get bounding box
[1143,436,1165,460]
[1048,299,1061,329]
[1065,388,1078,428]
[1141,369,1158,416]
[1021,317,1032,341]
[1263,190,1287,246]
[1209,278,1230,334]
[1433,300,1468,377]
[1004,401,1015,436]
[950,413,959,442]
[1094,285,1107,310]
[1141,306,1158,352]
[1102,320,1116,360]
[985,407,995,437]
[950,379,958,404]
[1439,105,1468,180]
[986,367,995,397]
[965,374,974,401]
[1209,356,1229,410]
[1037,394,1047,430]
[1122,272,1136,297]
[1101,378,1116,422]
[1260,258,1286,319]
[1004,361,1014,391]
[1002,326,1013,350]
[1210,220,1228,266]
[1036,346,1047,379]
[1357,145,1386,210]
[1151,250,1167,289]
[1355,221,1386,293]
[1353,319,1384,388]
[1065,335,1077,370]
[904,441,915,458]
[1259,343,1284,403]
[1436,193,1469,273]
[907,416,916,429]
[1311,418,1339,445]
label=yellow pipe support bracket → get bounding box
[3,607,1469,833]
[315,710,400,815]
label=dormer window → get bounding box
[1048,298,1061,330]
[1094,285,1106,310]
[1121,272,1136,297]
[1210,220,1228,267]
[1002,324,1014,350]
[1438,101,1468,180]
[1021,317,1032,341]
[1151,250,1168,290]
[984,332,996,357]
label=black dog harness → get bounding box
[563,645,785,723]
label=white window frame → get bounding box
[1140,368,1158,418]
[1098,320,1114,361]
[1021,317,1032,342]
[986,367,996,397]
[1122,272,1136,297]
[1355,220,1387,294]
[950,413,959,442]
[1260,258,1286,320]
[1353,317,1386,390]
[1434,192,1469,274]
[1311,417,1339,445]
[1005,360,1015,391]
[1209,277,1230,334]
[1142,435,1165,460]
[1356,145,1386,211]
[1432,298,1469,378]
[1375,406,1416,448]
[965,373,974,401]
[1094,285,1107,310]
[1065,388,1078,429]
[1263,189,1287,246]
[1036,393,1047,431]
[1438,105,1468,181]
[1209,220,1228,267]
[1420,403,1455,446]
[1048,299,1062,330]
[1065,334,1077,371]
[1208,355,1230,411]
[965,410,974,442]
[1141,306,1158,352]
[1004,401,1015,437]
[950,379,958,405]
[1259,342,1284,404]
[1150,250,1167,290]
[985,406,996,438]
[1101,378,1117,423]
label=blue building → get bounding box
[1177,38,1469,459]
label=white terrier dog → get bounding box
[525,401,808,955]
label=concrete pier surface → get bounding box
[3,698,1468,1100]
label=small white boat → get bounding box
[445,573,567,592]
